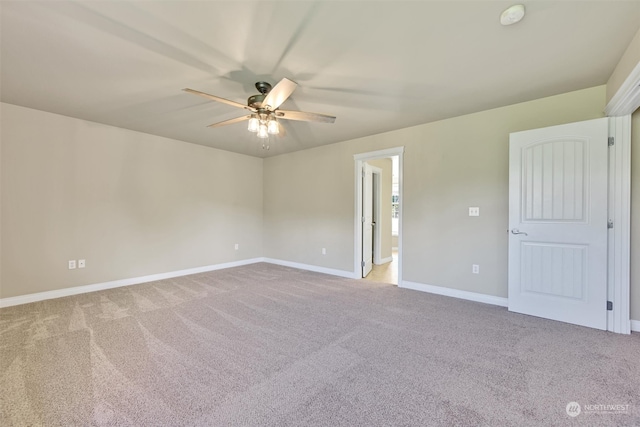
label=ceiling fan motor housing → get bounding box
[248,94,267,109]
[254,81,272,94]
[248,82,273,109]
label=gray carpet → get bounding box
[1,263,639,426]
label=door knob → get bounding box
[511,228,528,236]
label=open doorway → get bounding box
[354,147,404,285]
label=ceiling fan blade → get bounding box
[262,78,298,110]
[183,88,253,111]
[207,115,251,128]
[276,109,336,123]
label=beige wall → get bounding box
[367,158,392,262]
[631,109,640,321]
[263,86,607,299]
[607,28,640,105]
[262,146,354,270]
[1,103,263,299]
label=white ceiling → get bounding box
[2,1,639,158]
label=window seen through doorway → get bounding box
[392,156,399,236]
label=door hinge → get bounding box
[608,220,614,229]
[361,261,365,267]
[362,168,366,178]
[361,216,365,223]
[608,136,614,146]
[607,301,613,311]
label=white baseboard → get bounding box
[0,258,264,308]
[374,256,394,265]
[0,257,358,309]
[400,280,508,307]
[3,257,631,330]
[263,258,358,279]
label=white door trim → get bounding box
[354,147,404,284]
[604,58,636,334]
[607,115,632,334]
[605,61,640,116]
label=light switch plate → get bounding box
[68,260,76,270]
[469,207,480,216]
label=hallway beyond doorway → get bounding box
[364,250,398,285]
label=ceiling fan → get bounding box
[183,78,336,140]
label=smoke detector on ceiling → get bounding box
[500,4,525,26]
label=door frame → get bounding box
[354,147,404,284]
[607,116,632,334]
[605,60,637,334]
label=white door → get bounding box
[508,118,608,330]
[362,164,373,277]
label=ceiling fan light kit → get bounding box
[248,112,279,138]
[183,78,336,149]
[267,117,279,135]
[247,115,259,132]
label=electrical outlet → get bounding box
[68,260,76,270]
[472,264,480,274]
[322,248,326,255]
[234,243,239,250]
[469,207,480,217]
[78,259,86,268]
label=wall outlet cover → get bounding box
[78,259,86,268]
[469,207,480,216]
